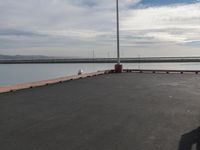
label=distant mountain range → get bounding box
[1,54,200,60]
[0,54,74,60]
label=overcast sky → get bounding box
[0,0,200,57]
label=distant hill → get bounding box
[0,54,72,60]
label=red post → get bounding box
[115,64,123,73]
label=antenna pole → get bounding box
[115,0,123,73]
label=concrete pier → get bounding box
[0,73,200,150]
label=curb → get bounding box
[0,70,109,94]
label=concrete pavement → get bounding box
[0,73,200,150]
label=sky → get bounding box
[0,0,200,57]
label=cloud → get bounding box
[0,0,200,57]
[71,0,142,9]
[121,2,200,44]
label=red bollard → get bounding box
[115,64,123,73]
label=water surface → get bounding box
[1,63,200,86]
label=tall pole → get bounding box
[116,0,120,64]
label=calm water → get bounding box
[1,63,200,86]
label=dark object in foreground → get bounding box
[0,73,200,150]
[178,127,200,150]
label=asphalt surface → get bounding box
[0,73,200,150]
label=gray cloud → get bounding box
[0,0,200,57]
[0,28,45,37]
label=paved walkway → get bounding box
[0,73,200,150]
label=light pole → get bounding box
[115,0,123,73]
[116,0,120,64]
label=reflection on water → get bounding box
[1,63,200,86]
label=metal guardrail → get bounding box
[108,69,200,74]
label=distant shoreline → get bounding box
[1,57,200,64]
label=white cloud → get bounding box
[121,3,200,43]
[0,0,200,57]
